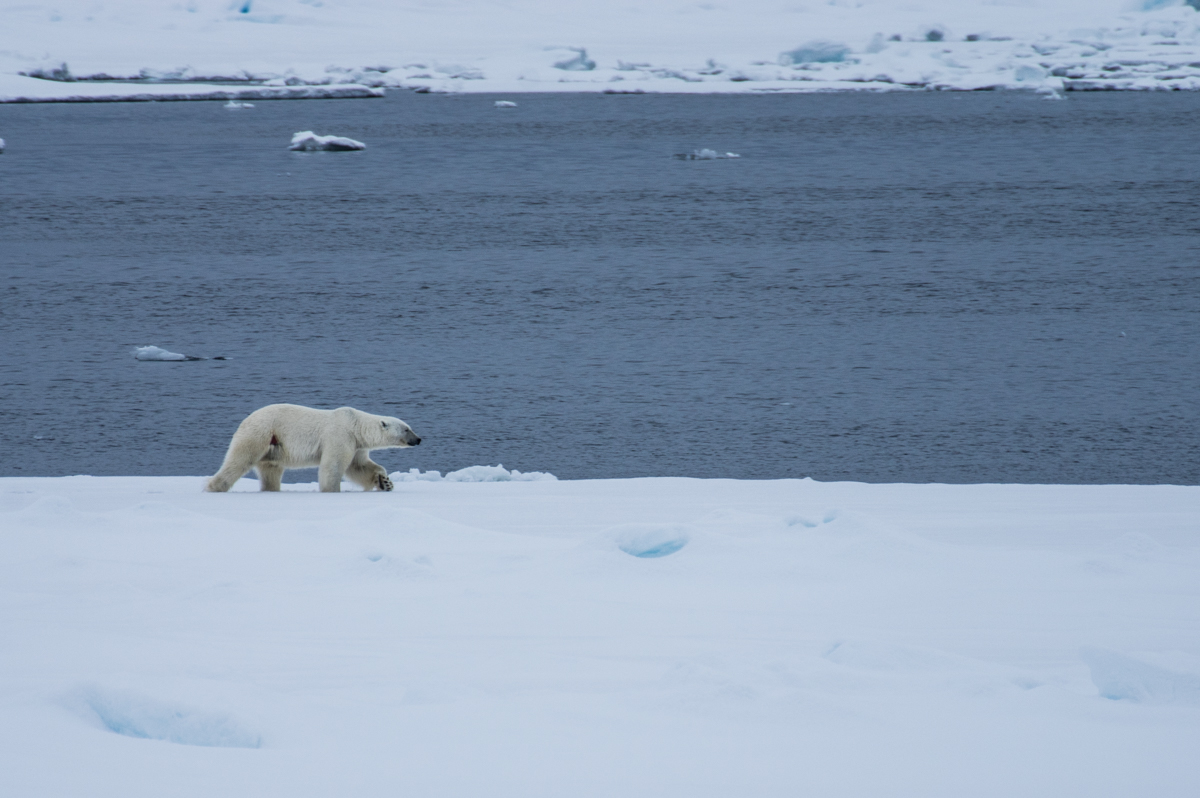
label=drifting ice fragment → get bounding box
[0,137,5,153]
[675,149,741,160]
[288,131,366,151]
[224,100,254,109]
[133,346,227,362]
[134,346,198,362]
[494,100,517,108]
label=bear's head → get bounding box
[379,417,421,448]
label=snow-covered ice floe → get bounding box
[7,2,1200,97]
[494,100,517,107]
[133,345,200,362]
[223,100,254,109]
[675,149,740,160]
[288,131,366,151]
[1,474,1198,795]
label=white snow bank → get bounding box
[1,475,1198,795]
[288,131,366,151]
[390,464,557,482]
[5,1,1200,96]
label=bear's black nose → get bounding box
[409,436,421,446]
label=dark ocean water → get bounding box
[1,90,1197,483]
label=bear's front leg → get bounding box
[347,451,391,491]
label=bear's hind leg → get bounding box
[256,462,284,492]
[347,452,391,492]
[318,445,352,492]
[206,454,259,492]
[205,433,272,492]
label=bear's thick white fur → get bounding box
[205,404,421,493]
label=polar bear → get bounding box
[205,404,421,493]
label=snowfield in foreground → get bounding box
[5,1,1200,99]
[1,474,1197,796]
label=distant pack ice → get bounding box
[5,1,1200,98]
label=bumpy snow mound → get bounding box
[133,345,196,361]
[605,523,692,558]
[288,131,366,151]
[779,40,851,65]
[73,686,262,748]
[390,465,557,483]
[1082,647,1200,705]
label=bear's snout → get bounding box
[405,432,421,446]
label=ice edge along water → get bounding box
[6,3,1200,100]
[1,474,1197,796]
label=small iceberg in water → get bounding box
[288,131,366,151]
[675,149,741,160]
[494,100,517,108]
[133,346,226,362]
[224,100,254,109]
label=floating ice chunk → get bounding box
[73,686,261,748]
[389,464,557,483]
[288,131,366,151]
[0,137,5,153]
[132,345,225,361]
[134,345,195,361]
[224,100,254,109]
[494,100,517,107]
[675,149,740,160]
[779,40,850,65]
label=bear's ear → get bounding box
[381,421,388,428]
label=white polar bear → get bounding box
[205,404,421,493]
